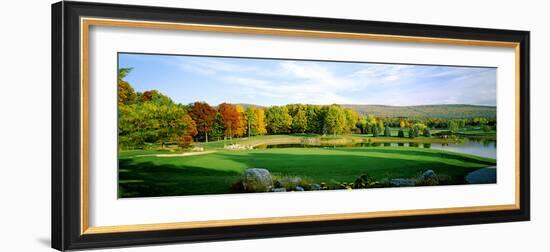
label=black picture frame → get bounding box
[52,1,530,251]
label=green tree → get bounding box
[266,106,293,134]
[398,129,405,138]
[210,112,225,141]
[365,115,377,134]
[408,128,417,138]
[344,108,360,134]
[245,106,258,137]
[324,105,347,135]
[423,127,431,137]
[412,123,427,132]
[305,105,321,133]
[377,120,385,133]
[356,116,367,134]
[384,125,391,137]
[291,106,308,133]
[118,67,133,80]
[372,125,379,137]
[449,120,460,133]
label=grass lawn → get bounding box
[118,146,496,198]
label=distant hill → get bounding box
[341,104,496,119]
[232,103,495,119]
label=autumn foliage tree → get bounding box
[254,108,267,135]
[234,105,246,137]
[189,102,216,142]
[218,103,244,138]
[117,68,137,106]
[244,106,267,137]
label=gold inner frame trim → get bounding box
[80,17,522,235]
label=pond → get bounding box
[255,137,496,159]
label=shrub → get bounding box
[272,174,313,191]
[408,128,415,138]
[414,173,451,186]
[230,179,245,192]
[423,128,431,137]
[178,135,193,148]
[372,126,379,137]
[398,129,405,138]
[384,126,391,137]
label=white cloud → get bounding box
[162,55,496,106]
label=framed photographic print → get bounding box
[52,1,530,251]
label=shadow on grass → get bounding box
[118,159,241,198]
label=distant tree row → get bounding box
[381,117,495,130]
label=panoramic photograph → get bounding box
[117,53,497,198]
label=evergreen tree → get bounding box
[384,125,391,137]
[398,129,405,138]
[373,126,379,137]
[408,128,415,138]
[423,127,431,137]
[210,113,225,141]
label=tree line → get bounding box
[118,68,495,149]
[118,68,363,148]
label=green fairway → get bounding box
[118,146,496,198]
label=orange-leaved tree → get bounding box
[189,102,216,142]
[218,103,243,138]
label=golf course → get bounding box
[118,134,496,198]
[116,54,498,198]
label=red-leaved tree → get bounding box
[188,102,216,142]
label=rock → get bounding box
[242,168,273,192]
[465,167,496,184]
[295,186,304,191]
[421,170,436,179]
[310,183,321,190]
[390,178,415,187]
[190,146,204,152]
[274,177,302,189]
[271,188,286,192]
[225,144,252,150]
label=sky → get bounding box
[118,53,497,107]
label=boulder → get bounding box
[390,178,415,187]
[310,183,321,191]
[274,176,302,189]
[421,170,436,179]
[271,188,287,192]
[242,168,273,192]
[295,186,304,191]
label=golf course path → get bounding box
[155,151,216,157]
[465,166,496,184]
[132,151,216,158]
